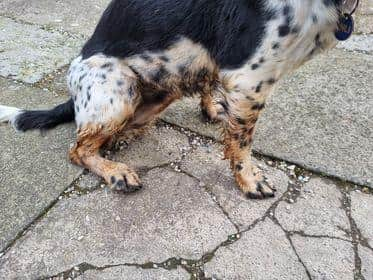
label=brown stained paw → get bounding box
[108,171,142,193]
[201,107,220,123]
[236,167,277,200]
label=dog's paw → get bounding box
[108,172,142,193]
[201,107,220,123]
[236,166,276,199]
[245,180,276,199]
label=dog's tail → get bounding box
[0,99,75,131]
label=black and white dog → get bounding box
[0,0,358,199]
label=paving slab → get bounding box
[291,236,354,280]
[276,178,350,239]
[163,49,373,187]
[355,0,373,34]
[0,78,80,252]
[0,0,110,37]
[162,97,220,140]
[204,219,308,280]
[180,143,289,230]
[76,266,189,280]
[0,168,235,279]
[255,49,373,187]
[359,245,373,280]
[337,34,373,53]
[113,126,189,170]
[0,16,83,83]
[351,191,373,247]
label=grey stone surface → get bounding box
[351,191,373,247]
[337,34,373,53]
[359,245,373,280]
[162,97,221,140]
[77,267,189,280]
[355,0,373,34]
[180,143,289,229]
[0,0,110,37]
[276,178,350,239]
[0,78,80,252]
[204,219,308,279]
[0,168,235,279]
[113,126,189,170]
[75,173,102,191]
[0,16,82,83]
[162,50,373,187]
[255,50,373,187]
[291,236,354,280]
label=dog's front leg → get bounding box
[221,78,276,199]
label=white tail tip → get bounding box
[0,105,22,125]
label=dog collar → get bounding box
[335,0,359,41]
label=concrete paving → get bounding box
[75,267,189,280]
[276,178,350,239]
[0,1,372,279]
[0,78,80,252]
[0,0,111,37]
[291,236,355,280]
[0,17,82,83]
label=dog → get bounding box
[0,0,358,199]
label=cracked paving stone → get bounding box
[351,191,373,247]
[113,126,189,170]
[180,143,289,230]
[291,235,354,280]
[276,177,350,239]
[0,78,80,252]
[0,16,83,83]
[75,266,189,280]
[204,219,308,279]
[0,168,235,279]
[359,245,373,280]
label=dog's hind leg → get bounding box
[69,126,142,192]
[68,55,143,192]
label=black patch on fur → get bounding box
[151,65,169,83]
[272,42,280,49]
[236,117,246,125]
[159,55,169,62]
[255,81,263,93]
[312,14,318,23]
[278,24,290,37]
[251,63,259,70]
[235,163,243,172]
[251,103,265,110]
[140,54,153,62]
[101,62,113,69]
[15,99,75,131]
[267,78,276,85]
[81,0,272,69]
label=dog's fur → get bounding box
[0,0,353,198]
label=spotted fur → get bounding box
[0,0,355,198]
